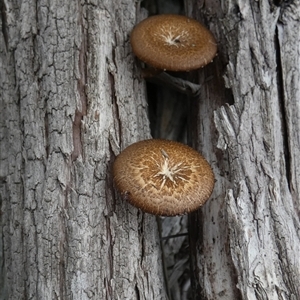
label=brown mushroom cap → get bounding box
[113,139,214,216]
[130,14,217,72]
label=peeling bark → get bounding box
[188,0,300,299]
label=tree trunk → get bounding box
[0,1,166,299]
[2,0,300,299]
[187,0,300,299]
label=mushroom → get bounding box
[131,14,217,72]
[130,14,217,96]
[113,139,214,216]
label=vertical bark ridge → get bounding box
[277,3,300,213]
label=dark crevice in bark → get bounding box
[156,216,172,299]
[71,109,84,161]
[188,212,202,300]
[44,112,50,158]
[0,0,8,51]
[106,143,117,213]
[109,68,122,150]
[147,68,190,300]
[140,2,209,299]
[274,25,291,191]
[105,145,117,298]
[137,211,145,258]
[135,283,141,300]
[104,215,114,300]
[72,10,87,162]
[59,182,70,300]
[108,46,122,149]
[273,0,294,8]
[0,185,5,297]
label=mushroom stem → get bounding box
[146,71,202,97]
[161,232,189,240]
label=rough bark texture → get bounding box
[2,0,300,299]
[0,1,167,299]
[188,0,300,299]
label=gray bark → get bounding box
[0,1,166,299]
[189,0,300,299]
[2,0,300,299]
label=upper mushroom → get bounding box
[113,139,214,216]
[130,14,217,72]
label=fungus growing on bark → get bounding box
[130,14,217,96]
[113,139,214,216]
[130,14,217,72]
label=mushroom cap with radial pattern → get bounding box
[113,139,215,216]
[130,14,217,72]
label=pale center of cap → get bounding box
[155,26,190,48]
[153,149,189,190]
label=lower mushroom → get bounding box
[113,139,215,216]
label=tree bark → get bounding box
[0,1,167,299]
[2,0,300,299]
[188,0,300,299]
